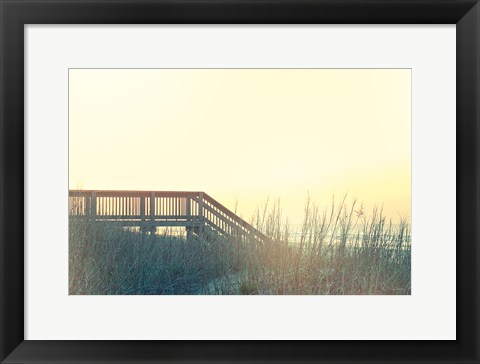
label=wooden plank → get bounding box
[140,196,145,222]
[186,197,191,218]
[91,192,97,218]
[150,192,155,222]
[199,192,204,221]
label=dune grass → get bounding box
[69,197,411,295]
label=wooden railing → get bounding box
[69,190,267,243]
[201,193,268,242]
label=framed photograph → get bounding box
[1,0,478,363]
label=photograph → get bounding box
[68,68,411,295]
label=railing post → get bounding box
[198,192,204,235]
[186,197,191,217]
[140,195,145,220]
[186,197,192,241]
[249,228,256,244]
[198,192,204,219]
[140,195,146,234]
[91,191,97,221]
[85,195,90,218]
[150,192,155,234]
[150,192,155,219]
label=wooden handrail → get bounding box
[68,190,269,242]
[69,190,201,198]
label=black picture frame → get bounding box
[1,0,479,363]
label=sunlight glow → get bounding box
[69,69,411,226]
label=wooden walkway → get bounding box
[69,190,268,242]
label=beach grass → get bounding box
[69,197,411,295]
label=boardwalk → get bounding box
[69,190,268,242]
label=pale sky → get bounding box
[69,69,411,226]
